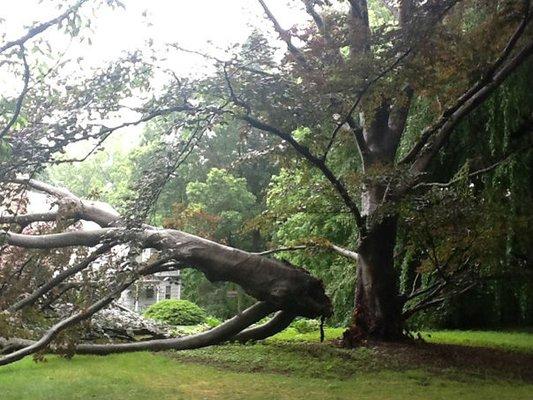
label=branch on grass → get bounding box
[0,272,136,366]
[0,255,201,364]
[1,301,277,360]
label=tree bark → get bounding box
[344,184,404,343]
[350,216,403,341]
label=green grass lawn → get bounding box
[0,329,532,400]
[421,329,533,353]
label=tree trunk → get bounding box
[343,185,404,344]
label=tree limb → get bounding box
[257,0,310,69]
[257,242,359,261]
[301,0,326,33]
[255,246,308,256]
[76,302,275,356]
[401,0,531,168]
[3,181,333,319]
[4,229,115,249]
[232,310,296,342]
[0,211,58,226]
[0,46,30,140]
[242,114,366,232]
[0,0,87,54]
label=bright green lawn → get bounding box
[421,329,533,353]
[0,329,531,400]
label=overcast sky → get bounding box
[1,0,304,70]
[0,0,305,153]
[1,1,306,153]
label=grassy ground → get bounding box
[421,329,533,353]
[0,329,532,400]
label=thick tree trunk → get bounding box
[343,185,404,344]
[353,217,403,340]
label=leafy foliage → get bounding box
[399,60,533,329]
[290,318,321,334]
[143,300,207,326]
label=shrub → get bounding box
[143,299,207,326]
[291,318,320,334]
[205,316,221,328]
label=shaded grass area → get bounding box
[0,329,532,400]
[170,328,533,383]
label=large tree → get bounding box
[179,0,532,340]
[0,0,532,366]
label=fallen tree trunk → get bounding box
[0,301,277,357]
[5,226,331,319]
[232,310,296,343]
[0,179,331,365]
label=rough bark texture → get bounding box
[352,217,402,340]
[343,181,403,343]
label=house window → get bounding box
[165,285,172,299]
[145,287,155,299]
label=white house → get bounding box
[118,270,182,312]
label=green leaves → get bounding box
[186,168,256,217]
[176,168,257,242]
[144,299,207,326]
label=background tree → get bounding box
[166,168,259,318]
